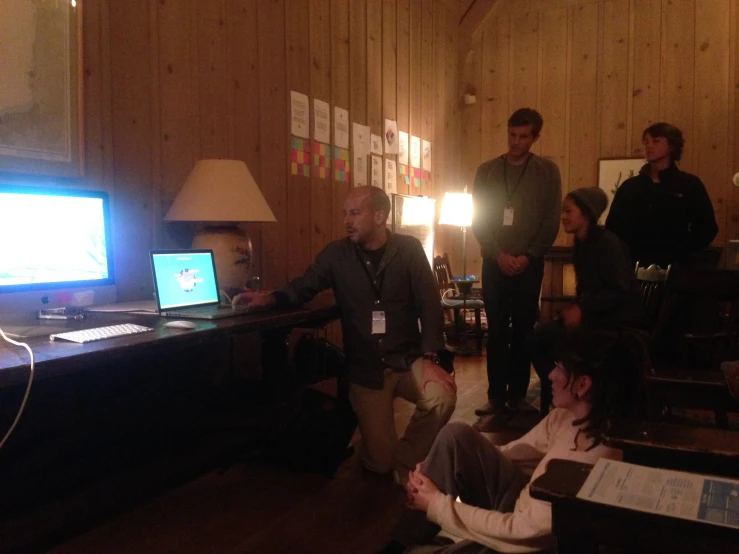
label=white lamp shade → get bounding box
[438,192,472,227]
[164,159,276,223]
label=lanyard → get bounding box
[502,153,531,204]
[357,248,384,303]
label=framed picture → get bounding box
[0,1,83,177]
[597,157,645,224]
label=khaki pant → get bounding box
[349,358,456,474]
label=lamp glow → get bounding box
[438,192,472,227]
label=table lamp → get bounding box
[438,187,473,291]
[164,159,276,291]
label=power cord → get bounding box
[0,327,35,451]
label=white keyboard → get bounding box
[50,324,154,344]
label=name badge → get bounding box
[503,205,514,226]
[372,311,386,334]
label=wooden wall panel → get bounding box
[397,0,411,195]
[309,0,332,259]
[463,0,739,272]
[568,4,599,191]
[660,0,695,171]
[109,0,155,301]
[599,0,629,158]
[331,0,350,241]
[630,0,662,157]
[228,0,262,278]
[257,0,288,287]
[62,0,460,300]
[693,0,731,245]
[285,0,312,280]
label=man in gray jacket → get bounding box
[471,108,561,416]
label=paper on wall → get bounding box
[422,140,431,171]
[410,135,421,168]
[290,90,309,139]
[384,159,397,194]
[353,122,370,156]
[398,132,409,165]
[354,152,367,187]
[313,98,330,144]
[384,119,399,154]
[334,106,349,148]
[371,155,382,188]
[371,133,383,155]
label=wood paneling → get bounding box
[464,0,739,275]
[68,0,461,296]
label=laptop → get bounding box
[150,249,250,319]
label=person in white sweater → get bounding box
[383,330,649,554]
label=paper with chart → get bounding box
[385,159,397,194]
[398,132,409,165]
[578,459,739,529]
[410,135,421,168]
[371,155,382,188]
[290,91,309,138]
[334,106,349,148]
[313,98,330,144]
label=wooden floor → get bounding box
[46,355,532,554]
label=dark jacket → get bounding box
[273,232,445,389]
[574,227,645,329]
[605,163,718,268]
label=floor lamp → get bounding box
[439,188,476,354]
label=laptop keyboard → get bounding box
[50,324,154,344]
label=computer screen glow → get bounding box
[0,185,115,294]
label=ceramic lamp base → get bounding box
[192,225,253,292]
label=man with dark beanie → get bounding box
[529,186,645,415]
[606,122,718,268]
[471,108,562,416]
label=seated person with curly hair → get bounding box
[383,330,649,554]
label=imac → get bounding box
[0,183,116,314]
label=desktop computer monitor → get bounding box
[0,183,116,313]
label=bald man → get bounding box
[234,186,456,484]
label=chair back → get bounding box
[634,262,671,330]
[652,269,739,370]
[433,254,456,295]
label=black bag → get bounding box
[265,335,357,477]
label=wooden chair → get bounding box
[646,269,739,426]
[432,254,485,354]
[634,262,671,333]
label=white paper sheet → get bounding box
[399,131,409,165]
[334,106,349,148]
[384,119,399,154]
[313,98,330,144]
[371,133,383,155]
[354,153,367,187]
[290,90,309,139]
[578,459,739,530]
[371,155,382,188]
[422,139,432,171]
[353,122,370,156]
[384,159,397,194]
[410,135,421,168]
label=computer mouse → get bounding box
[163,320,196,330]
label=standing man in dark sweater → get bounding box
[605,122,718,268]
[471,108,562,416]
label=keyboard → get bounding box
[49,324,154,344]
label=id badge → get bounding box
[372,311,386,334]
[503,205,514,226]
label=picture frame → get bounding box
[597,157,645,224]
[0,1,84,178]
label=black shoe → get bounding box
[474,399,506,416]
[506,398,536,412]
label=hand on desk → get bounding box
[231,291,276,310]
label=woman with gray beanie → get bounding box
[528,186,646,416]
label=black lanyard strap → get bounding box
[502,153,532,204]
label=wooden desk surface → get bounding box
[0,296,338,388]
[531,458,739,554]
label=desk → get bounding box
[530,459,739,554]
[0,298,338,548]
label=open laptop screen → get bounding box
[151,250,220,310]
